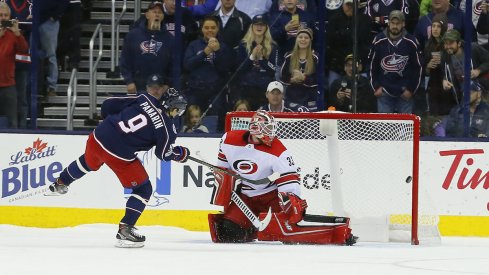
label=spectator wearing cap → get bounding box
[259,81,309,112]
[326,0,372,88]
[423,13,455,118]
[434,81,489,137]
[210,0,251,49]
[0,2,29,128]
[476,0,489,51]
[120,1,174,94]
[365,0,411,35]
[280,27,318,111]
[268,0,316,58]
[183,15,234,132]
[368,10,422,114]
[414,0,467,51]
[233,14,281,110]
[441,29,489,100]
[329,54,376,112]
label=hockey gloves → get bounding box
[171,146,190,163]
[278,192,308,224]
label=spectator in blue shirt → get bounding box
[120,1,174,94]
[183,15,234,132]
[434,81,489,138]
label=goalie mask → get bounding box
[162,88,188,117]
[249,110,277,146]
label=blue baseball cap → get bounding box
[147,74,166,87]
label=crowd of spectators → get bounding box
[2,0,489,138]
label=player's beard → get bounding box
[149,20,161,31]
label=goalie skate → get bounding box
[115,223,145,248]
[44,179,69,196]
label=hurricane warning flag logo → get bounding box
[233,160,259,175]
[381,53,409,76]
[140,39,163,55]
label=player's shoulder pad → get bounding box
[255,138,287,157]
[223,130,248,146]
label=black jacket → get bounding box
[211,8,251,49]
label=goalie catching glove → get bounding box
[278,192,307,224]
[171,146,190,163]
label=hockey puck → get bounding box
[405,176,412,183]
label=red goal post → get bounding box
[226,111,440,245]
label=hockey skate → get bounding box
[115,223,145,248]
[45,179,69,196]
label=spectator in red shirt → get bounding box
[0,2,28,128]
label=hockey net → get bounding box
[226,111,441,245]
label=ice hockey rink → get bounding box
[1,224,488,275]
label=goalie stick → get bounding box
[189,155,273,231]
[231,191,272,231]
[188,155,280,185]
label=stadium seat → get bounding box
[202,115,218,133]
[0,117,8,129]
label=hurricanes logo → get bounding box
[233,160,258,175]
[140,39,162,56]
[381,53,409,76]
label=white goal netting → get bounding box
[228,112,441,245]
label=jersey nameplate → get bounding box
[140,101,164,129]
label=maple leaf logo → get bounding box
[24,138,48,155]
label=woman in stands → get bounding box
[233,15,280,111]
[280,27,318,111]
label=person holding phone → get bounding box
[0,2,28,128]
[329,54,376,112]
[269,0,316,57]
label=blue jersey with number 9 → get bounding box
[94,93,177,161]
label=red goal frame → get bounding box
[226,111,421,245]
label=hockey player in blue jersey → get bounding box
[48,74,190,248]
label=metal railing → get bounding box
[66,68,78,130]
[134,0,141,22]
[89,23,103,120]
[109,0,127,74]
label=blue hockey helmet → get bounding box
[162,88,188,117]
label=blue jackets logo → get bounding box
[381,53,409,76]
[140,39,162,56]
[2,138,63,200]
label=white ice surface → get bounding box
[0,224,488,275]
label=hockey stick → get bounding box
[189,154,273,231]
[302,214,349,224]
[231,191,272,231]
[188,155,280,185]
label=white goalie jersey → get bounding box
[216,130,301,197]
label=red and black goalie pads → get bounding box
[210,168,235,211]
[257,212,354,245]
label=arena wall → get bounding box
[1,133,488,237]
